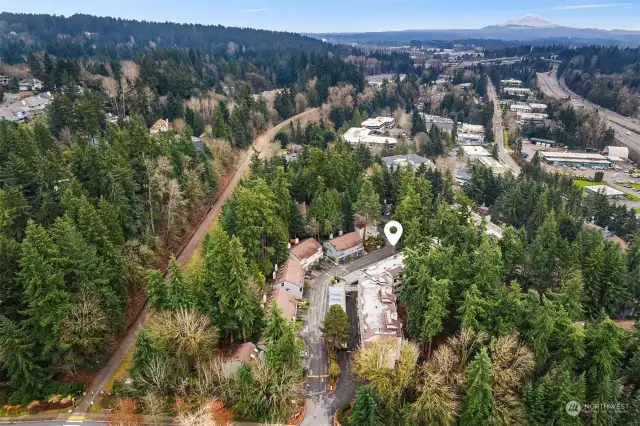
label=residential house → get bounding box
[150,119,172,134]
[323,231,364,263]
[290,238,323,270]
[265,288,298,321]
[273,258,305,299]
[257,288,298,351]
[382,154,434,170]
[18,78,43,91]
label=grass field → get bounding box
[573,179,601,188]
[504,131,510,150]
[626,193,640,201]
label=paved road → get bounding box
[301,246,394,426]
[487,80,521,175]
[537,70,640,155]
[73,109,320,413]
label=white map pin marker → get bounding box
[384,221,403,246]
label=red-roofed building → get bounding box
[290,238,323,270]
[150,119,172,135]
[273,258,304,299]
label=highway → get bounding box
[487,80,521,175]
[536,70,640,157]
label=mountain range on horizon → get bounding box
[312,14,640,45]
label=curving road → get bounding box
[537,70,640,156]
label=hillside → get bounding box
[0,12,329,62]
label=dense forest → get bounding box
[0,12,330,60]
[558,46,640,116]
[337,156,640,425]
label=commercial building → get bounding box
[510,103,533,113]
[529,103,548,112]
[516,112,548,125]
[382,154,434,170]
[585,185,625,199]
[529,137,559,148]
[273,258,305,299]
[475,156,508,175]
[501,78,523,87]
[461,123,485,134]
[502,87,534,98]
[421,113,454,133]
[343,127,398,147]
[458,133,485,144]
[458,82,473,90]
[462,145,491,157]
[323,231,364,263]
[290,238,323,270]
[603,146,629,162]
[540,151,612,168]
[362,116,395,131]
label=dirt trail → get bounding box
[73,108,320,413]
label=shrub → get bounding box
[2,404,21,415]
[26,400,41,413]
[329,359,341,379]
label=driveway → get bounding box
[301,246,395,426]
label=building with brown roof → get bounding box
[150,118,172,135]
[323,231,364,263]
[290,238,323,270]
[265,288,298,321]
[273,258,304,299]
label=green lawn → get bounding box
[503,131,510,150]
[573,179,600,188]
[625,193,640,201]
[635,207,640,214]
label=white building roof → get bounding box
[382,154,433,169]
[476,156,507,175]
[460,123,484,134]
[528,103,548,110]
[518,112,548,120]
[362,116,395,128]
[540,151,609,161]
[328,286,346,313]
[585,185,624,197]
[462,145,491,156]
[603,146,629,159]
[343,127,398,145]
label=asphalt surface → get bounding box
[487,80,521,175]
[300,246,394,426]
[537,70,640,156]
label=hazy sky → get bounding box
[1,1,639,33]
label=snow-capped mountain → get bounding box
[500,15,560,28]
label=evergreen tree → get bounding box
[321,304,349,351]
[460,347,494,426]
[349,386,383,426]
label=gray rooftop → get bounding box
[383,154,434,170]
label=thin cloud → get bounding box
[237,8,270,13]
[550,3,634,10]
